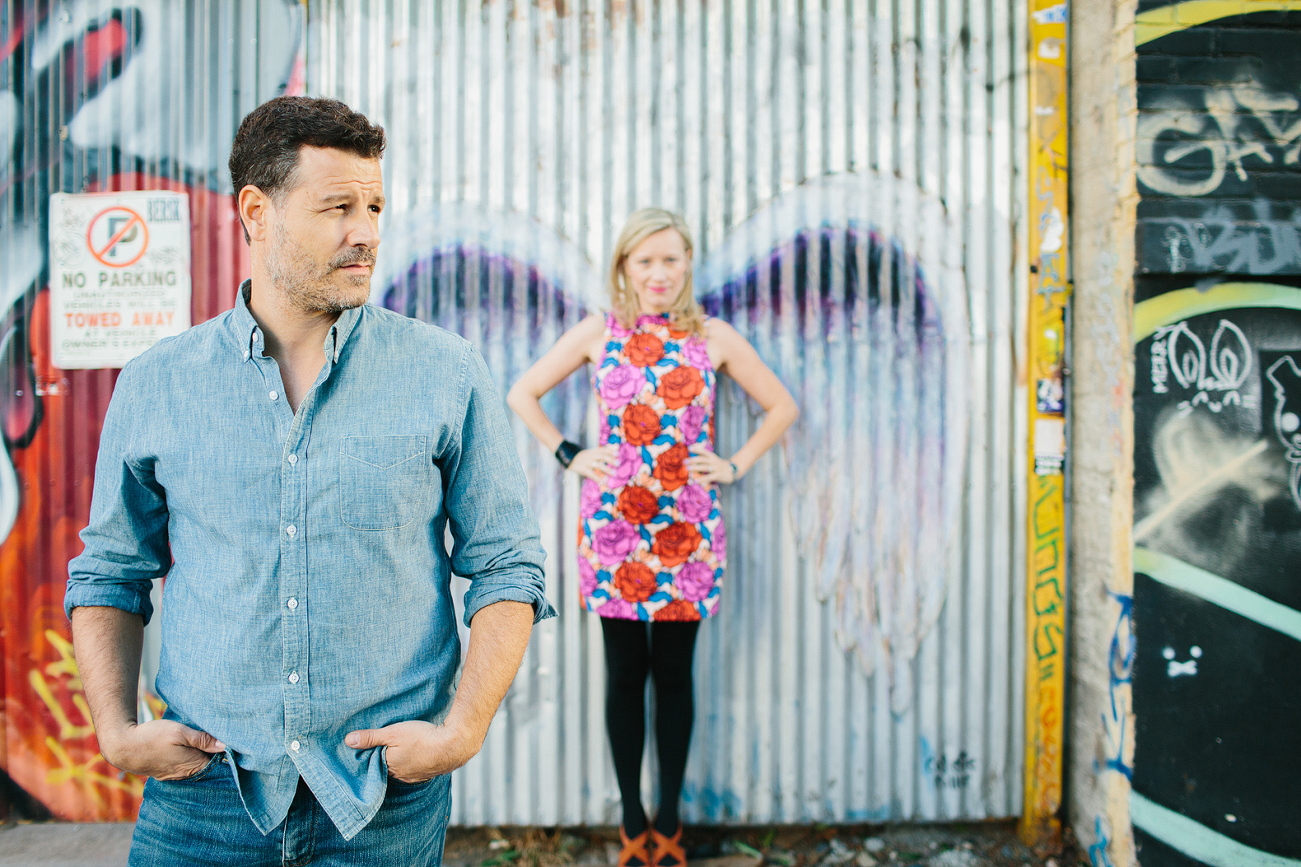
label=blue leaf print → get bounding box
[639,526,654,543]
[651,434,676,446]
[657,495,675,508]
[593,510,613,521]
[699,524,712,544]
[649,514,674,525]
[641,445,654,466]
[656,571,674,584]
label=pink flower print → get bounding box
[678,404,706,444]
[605,443,641,490]
[608,317,633,340]
[682,336,711,370]
[597,597,638,620]
[578,557,599,598]
[676,561,715,602]
[591,519,641,566]
[600,365,645,410]
[580,479,603,519]
[675,484,713,523]
[712,520,727,562]
[600,413,612,445]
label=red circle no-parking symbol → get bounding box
[86,205,150,267]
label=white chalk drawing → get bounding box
[1151,319,1254,413]
[1161,645,1201,679]
[1154,199,1301,275]
[1265,355,1301,511]
[1138,80,1301,197]
[1135,411,1284,577]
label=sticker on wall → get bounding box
[48,191,192,369]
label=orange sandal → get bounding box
[649,825,686,867]
[619,826,652,867]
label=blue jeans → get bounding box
[129,753,451,866]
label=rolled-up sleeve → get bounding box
[443,342,555,626]
[65,364,170,624]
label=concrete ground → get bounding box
[0,822,1085,867]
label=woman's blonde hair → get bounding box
[607,208,706,335]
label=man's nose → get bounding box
[347,211,381,249]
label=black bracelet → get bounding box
[555,440,583,469]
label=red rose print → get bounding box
[656,365,704,409]
[618,485,660,524]
[652,443,690,490]
[653,599,701,622]
[650,521,703,568]
[624,333,665,367]
[623,404,662,446]
[614,562,658,602]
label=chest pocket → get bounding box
[340,435,430,530]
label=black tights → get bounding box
[601,618,699,838]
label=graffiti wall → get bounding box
[0,0,302,821]
[3,0,1035,826]
[1130,2,1301,865]
[311,0,1030,827]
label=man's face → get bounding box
[264,146,384,314]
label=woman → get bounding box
[507,209,797,867]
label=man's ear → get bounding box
[238,185,273,243]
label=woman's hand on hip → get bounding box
[686,444,738,484]
[569,444,619,481]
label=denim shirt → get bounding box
[66,282,554,840]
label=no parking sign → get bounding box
[49,191,192,369]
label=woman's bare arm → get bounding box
[687,318,799,483]
[506,313,616,480]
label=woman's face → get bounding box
[622,228,691,315]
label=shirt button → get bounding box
[286,525,297,538]
[287,598,298,610]
[288,671,299,684]
[269,391,278,401]
[288,454,298,465]
[290,740,301,752]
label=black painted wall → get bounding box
[1131,4,1301,866]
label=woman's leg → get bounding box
[602,617,652,837]
[649,620,700,839]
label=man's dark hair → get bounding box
[229,96,386,240]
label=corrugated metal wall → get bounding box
[307,0,1028,826]
[0,0,302,822]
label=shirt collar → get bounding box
[233,279,365,365]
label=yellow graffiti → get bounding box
[43,629,84,690]
[29,669,96,741]
[1136,1,1301,46]
[1023,0,1069,850]
[44,737,142,807]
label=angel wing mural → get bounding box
[373,172,969,713]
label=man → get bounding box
[65,96,554,865]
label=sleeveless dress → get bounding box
[576,313,727,621]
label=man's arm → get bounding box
[346,600,533,780]
[72,606,225,780]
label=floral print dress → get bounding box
[577,313,726,621]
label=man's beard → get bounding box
[266,225,375,315]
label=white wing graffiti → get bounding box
[377,173,971,712]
